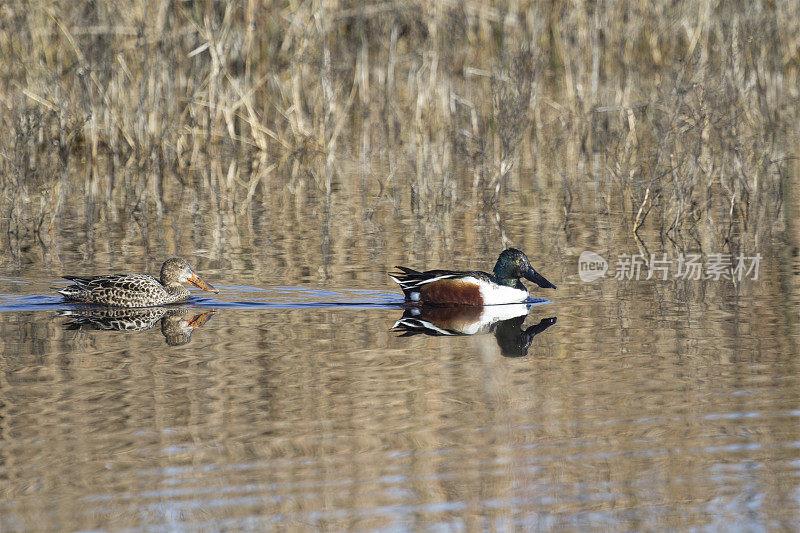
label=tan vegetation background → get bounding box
[0,0,797,278]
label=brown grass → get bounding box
[0,0,797,262]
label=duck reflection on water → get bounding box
[58,307,215,346]
[392,303,556,358]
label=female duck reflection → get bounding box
[58,307,215,346]
[392,303,556,358]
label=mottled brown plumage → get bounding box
[57,258,218,307]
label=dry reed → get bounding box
[0,0,797,261]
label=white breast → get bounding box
[461,303,530,333]
[464,276,529,305]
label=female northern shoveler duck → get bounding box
[56,257,219,307]
[389,248,556,306]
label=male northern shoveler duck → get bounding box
[56,257,219,307]
[389,248,556,306]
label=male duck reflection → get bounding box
[390,248,556,305]
[393,304,557,357]
[56,257,218,307]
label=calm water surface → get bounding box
[2,0,797,527]
[1,231,798,531]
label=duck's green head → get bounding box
[493,248,557,289]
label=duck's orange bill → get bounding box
[187,273,219,293]
[187,311,215,328]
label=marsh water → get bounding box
[2,0,800,529]
[0,163,798,531]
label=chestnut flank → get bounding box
[419,279,483,306]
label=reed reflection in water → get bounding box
[0,280,797,530]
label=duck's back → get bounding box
[60,273,187,307]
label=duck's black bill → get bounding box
[525,269,557,289]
